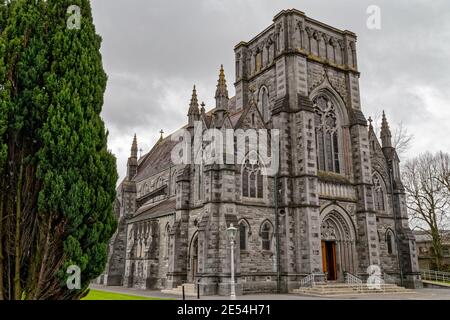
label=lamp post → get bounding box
[227,223,237,300]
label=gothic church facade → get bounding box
[100,9,421,295]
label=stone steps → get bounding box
[292,283,415,297]
[295,287,410,293]
[161,283,198,296]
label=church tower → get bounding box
[230,8,420,290]
[107,135,139,286]
[381,112,421,288]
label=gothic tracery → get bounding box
[373,173,386,211]
[314,95,341,173]
[242,160,264,199]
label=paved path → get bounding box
[90,284,450,300]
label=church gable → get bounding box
[208,112,233,130]
[201,112,211,129]
[369,129,385,159]
[234,103,266,130]
[222,116,234,130]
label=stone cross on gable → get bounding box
[368,116,374,130]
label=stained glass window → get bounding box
[373,174,385,211]
[239,223,247,250]
[261,222,272,251]
[314,96,340,173]
[242,160,264,199]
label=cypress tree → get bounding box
[38,0,118,299]
[0,0,118,300]
[0,0,8,301]
[0,0,8,169]
[0,0,50,300]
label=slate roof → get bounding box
[229,108,245,127]
[128,198,177,223]
[134,135,179,182]
[134,97,242,183]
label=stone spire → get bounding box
[188,85,200,127]
[380,111,392,148]
[188,85,200,115]
[127,134,138,180]
[131,134,138,159]
[215,65,229,110]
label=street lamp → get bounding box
[227,223,237,300]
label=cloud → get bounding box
[91,0,450,181]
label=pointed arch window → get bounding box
[156,177,163,188]
[242,160,264,199]
[171,171,177,196]
[386,230,396,255]
[373,173,386,211]
[255,50,262,73]
[242,168,249,197]
[239,221,249,251]
[165,224,171,258]
[313,95,341,173]
[258,86,270,122]
[236,58,240,79]
[261,221,273,251]
[196,165,203,201]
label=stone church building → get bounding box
[100,9,421,295]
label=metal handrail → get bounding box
[421,270,450,283]
[344,271,363,291]
[300,274,316,288]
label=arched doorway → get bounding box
[189,234,198,283]
[320,209,356,281]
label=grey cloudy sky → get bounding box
[90,0,450,182]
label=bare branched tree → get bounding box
[371,115,414,159]
[403,152,450,270]
[392,122,414,158]
[436,152,450,194]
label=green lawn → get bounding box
[422,280,450,287]
[82,289,171,300]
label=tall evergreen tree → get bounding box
[0,0,8,301]
[0,0,9,167]
[0,0,117,300]
[0,0,50,300]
